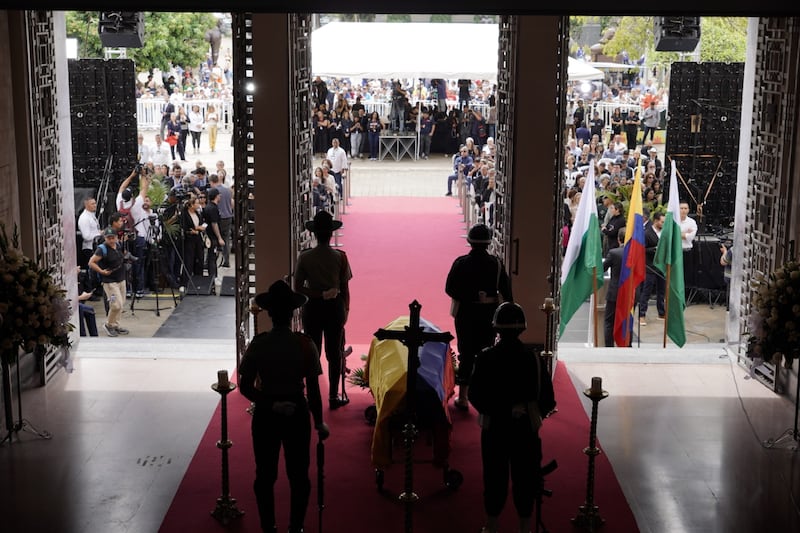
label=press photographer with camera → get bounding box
[118,166,151,298]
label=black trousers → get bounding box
[251,404,311,532]
[302,297,346,397]
[604,299,616,347]
[481,417,541,518]
[454,304,497,386]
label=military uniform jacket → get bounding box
[469,337,556,430]
[238,327,322,406]
[445,249,512,313]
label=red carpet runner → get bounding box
[160,197,638,532]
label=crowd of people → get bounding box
[311,76,498,160]
[75,155,236,337]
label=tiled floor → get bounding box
[2,147,799,533]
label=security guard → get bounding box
[469,303,556,533]
[445,223,513,409]
[239,279,330,533]
[293,210,353,409]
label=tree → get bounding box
[601,16,747,69]
[66,12,218,74]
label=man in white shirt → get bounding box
[326,137,348,198]
[77,197,101,269]
[150,134,171,167]
[679,201,698,251]
[117,169,150,297]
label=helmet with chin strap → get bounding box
[492,302,527,333]
[467,223,492,245]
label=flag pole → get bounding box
[663,265,671,348]
[592,266,598,347]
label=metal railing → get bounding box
[136,98,235,133]
[134,97,491,133]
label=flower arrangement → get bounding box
[0,224,73,361]
[748,258,800,368]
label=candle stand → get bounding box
[572,379,608,531]
[211,378,244,525]
[539,297,557,378]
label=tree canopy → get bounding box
[66,12,220,74]
[570,16,748,67]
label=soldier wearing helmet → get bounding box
[469,302,556,533]
[445,223,513,410]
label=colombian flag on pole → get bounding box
[613,166,646,347]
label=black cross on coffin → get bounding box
[373,300,454,531]
[373,300,454,420]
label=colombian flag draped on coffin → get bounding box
[613,166,646,347]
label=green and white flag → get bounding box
[653,162,686,347]
[560,165,604,336]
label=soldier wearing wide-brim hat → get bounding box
[293,210,353,410]
[445,223,513,411]
[239,279,330,533]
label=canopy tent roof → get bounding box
[311,22,500,80]
[568,58,605,81]
[311,22,605,83]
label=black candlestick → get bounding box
[210,379,244,524]
[572,380,608,531]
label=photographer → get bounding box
[159,188,184,289]
[123,166,151,299]
[720,240,733,311]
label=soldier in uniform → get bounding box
[239,279,330,533]
[469,302,556,533]
[445,223,513,410]
[293,210,353,409]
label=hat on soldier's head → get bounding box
[467,223,492,245]
[254,279,307,312]
[305,210,343,233]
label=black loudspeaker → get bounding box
[219,276,236,297]
[186,275,215,296]
[655,17,700,52]
[98,12,145,48]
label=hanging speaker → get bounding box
[98,12,145,48]
[654,17,701,52]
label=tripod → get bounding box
[130,216,178,316]
[1,347,51,446]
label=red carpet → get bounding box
[160,197,639,533]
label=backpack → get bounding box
[477,120,487,139]
[118,201,135,234]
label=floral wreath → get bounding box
[0,224,73,361]
[748,258,800,368]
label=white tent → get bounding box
[312,22,604,83]
[311,22,499,80]
[568,58,605,81]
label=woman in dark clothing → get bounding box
[367,111,382,160]
[313,110,330,158]
[179,196,206,284]
[602,201,626,252]
[610,108,623,140]
[165,113,181,162]
[339,109,354,155]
